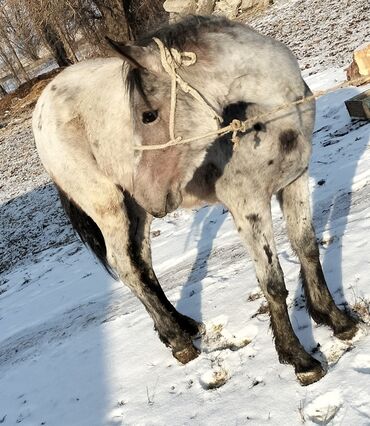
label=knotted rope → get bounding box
[152,37,222,142]
[134,39,370,151]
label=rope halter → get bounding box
[152,37,222,143]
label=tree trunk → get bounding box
[123,0,169,40]
[94,0,129,42]
[94,0,169,42]
[0,44,21,85]
[42,23,73,67]
[5,37,29,81]
[0,84,7,97]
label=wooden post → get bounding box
[345,90,370,120]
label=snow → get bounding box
[248,0,370,76]
[1,68,370,425]
[2,2,370,421]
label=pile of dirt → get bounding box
[0,68,61,121]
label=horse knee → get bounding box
[264,273,288,302]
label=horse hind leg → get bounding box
[217,183,325,385]
[278,171,358,339]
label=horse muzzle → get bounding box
[165,190,183,213]
[148,190,183,218]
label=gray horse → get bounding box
[33,16,357,385]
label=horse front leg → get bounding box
[278,171,358,339]
[121,190,203,353]
[55,155,202,363]
[217,186,325,384]
[99,190,203,364]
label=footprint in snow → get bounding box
[352,354,370,374]
[199,364,230,390]
[319,324,367,367]
[304,390,343,425]
[195,315,258,354]
[194,315,258,390]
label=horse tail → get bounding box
[56,185,118,279]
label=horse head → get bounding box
[108,38,220,217]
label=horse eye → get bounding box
[142,110,158,124]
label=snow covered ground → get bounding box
[1,66,370,425]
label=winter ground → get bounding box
[1,69,370,425]
[1,2,370,425]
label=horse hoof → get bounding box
[296,364,326,386]
[334,323,359,341]
[173,345,200,364]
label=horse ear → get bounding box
[105,37,162,74]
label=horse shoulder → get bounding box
[33,58,134,193]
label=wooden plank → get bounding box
[345,89,370,120]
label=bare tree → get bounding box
[0,0,169,92]
[123,0,169,40]
[0,5,29,83]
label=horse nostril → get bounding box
[166,191,182,213]
[166,192,174,212]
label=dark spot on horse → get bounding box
[65,94,77,103]
[246,213,260,223]
[266,277,288,300]
[263,244,273,265]
[279,129,299,153]
[222,101,249,125]
[268,160,274,165]
[37,115,42,131]
[56,86,71,98]
[253,122,264,132]
[317,179,326,186]
[50,84,57,91]
[246,213,261,235]
[203,163,222,185]
[237,226,242,232]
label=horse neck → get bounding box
[184,37,303,114]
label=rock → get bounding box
[304,390,343,424]
[241,0,270,11]
[163,0,197,15]
[164,0,269,20]
[214,0,242,18]
[164,0,215,20]
[199,366,230,389]
[196,0,215,14]
[240,0,257,9]
[346,42,370,83]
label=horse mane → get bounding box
[136,15,235,51]
[126,16,236,112]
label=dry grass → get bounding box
[251,301,269,318]
[351,297,370,324]
[0,68,61,119]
